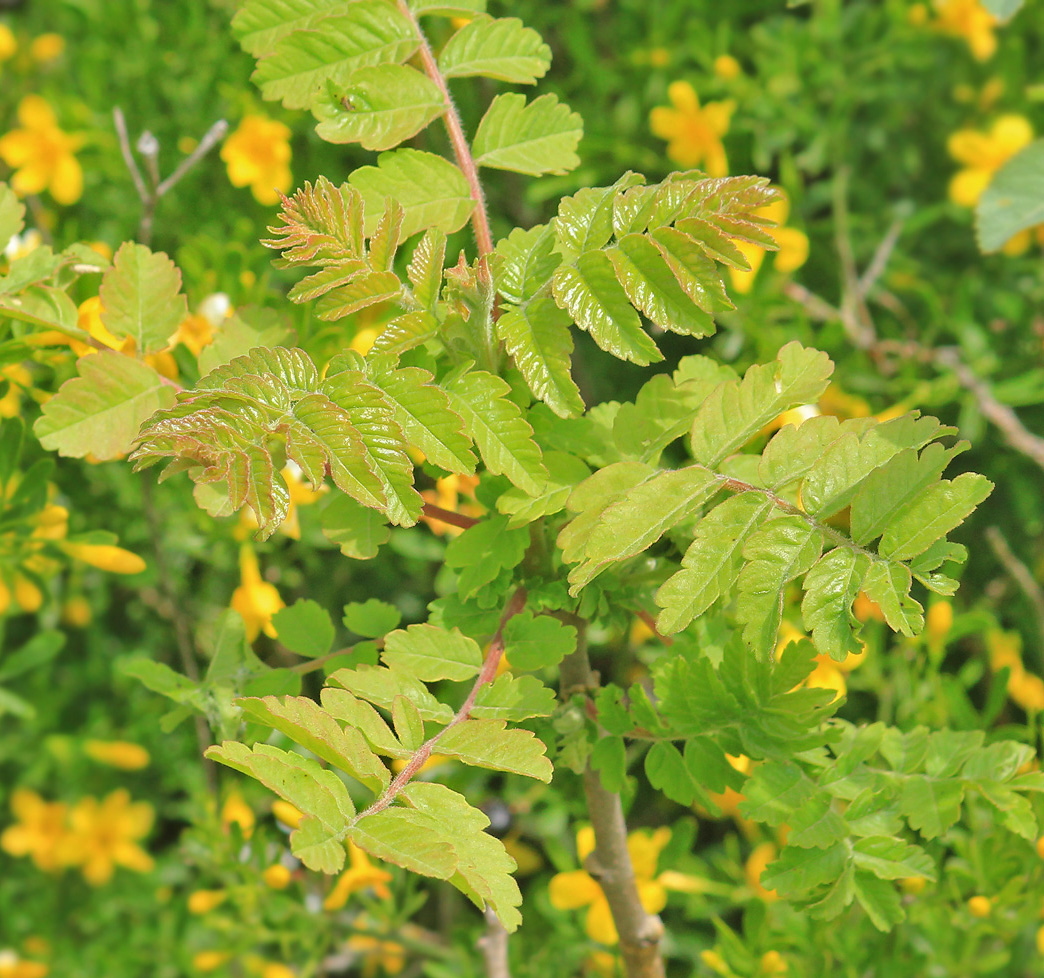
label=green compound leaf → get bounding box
[735,515,823,658]
[320,687,406,757]
[471,674,557,720]
[392,695,425,750]
[445,369,548,494]
[411,0,487,14]
[898,776,965,839]
[853,872,904,932]
[236,694,389,791]
[650,225,734,313]
[351,808,458,878]
[99,242,188,354]
[343,599,401,638]
[472,94,582,176]
[253,1,418,110]
[689,342,834,467]
[436,718,553,781]
[318,493,391,559]
[437,15,550,83]
[497,451,591,528]
[444,515,530,599]
[860,561,923,637]
[656,493,774,635]
[497,297,584,418]
[800,548,869,661]
[35,352,176,460]
[328,664,454,723]
[502,611,577,671]
[349,149,474,238]
[205,741,353,871]
[0,183,25,247]
[368,362,477,474]
[313,64,444,150]
[608,232,715,337]
[381,623,483,682]
[232,0,342,57]
[976,138,1044,252]
[878,473,993,562]
[567,465,719,593]
[493,223,560,304]
[402,782,522,931]
[272,599,335,658]
[553,172,644,261]
[552,250,662,366]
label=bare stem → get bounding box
[985,526,1044,657]
[477,905,511,978]
[421,501,482,531]
[559,620,665,978]
[396,0,494,260]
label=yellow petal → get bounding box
[548,869,601,909]
[17,95,57,130]
[667,81,699,114]
[773,227,809,273]
[585,897,619,945]
[637,879,667,915]
[577,825,597,862]
[947,129,992,166]
[991,115,1034,156]
[948,168,991,208]
[62,543,146,574]
[1001,229,1032,256]
[84,740,150,770]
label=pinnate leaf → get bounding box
[99,243,187,354]
[437,719,553,781]
[272,599,335,658]
[381,624,483,682]
[437,15,550,83]
[473,94,582,176]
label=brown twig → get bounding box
[985,526,1044,656]
[421,502,482,531]
[636,608,672,647]
[353,587,528,822]
[559,620,665,978]
[477,905,511,978]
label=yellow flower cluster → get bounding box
[0,949,48,978]
[988,630,1044,712]
[947,115,1042,254]
[1,788,154,885]
[649,81,734,176]
[0,95,83,205]
[911,0,999,61]
[549,826,703,945]
[230,545,285,641]
[221,115,293,206]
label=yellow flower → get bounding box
[221,791,255,839]
[346,919,406,977]
[323,841,393,910]
[549,826,698,945]
[170,314,215,357]
[948,115,1033,208]
[272,800,303,830]
[221,115,292,206]
[83,740,150,770]
[0,789,70,872]
[0,364,31,418]
[745,842,778,901]
[901,875,927,895]
[0,950,48,978]
[0,24,16,62]
[713,55,742,81]
[61,595,92,628]
[192,951,232,973]
[0,96,84,205]
[230,545,285,641]
[62,789,155,885]
[649,81,734,175]
[261,966,296,978]
[706,754,752,820]
[987,629,1044,712]
[29,34,64,63]
[967,894,991,917]
[188,889,228,915]
[61,542,146,575]
[926,0,999,60]
[760,950,787,975]
[262,863,292,889]
[419,473,482,536]
[926,602,953,645]
[12,574,42,613]
[351,327,379,356]
[728,196,809,294]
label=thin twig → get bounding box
[421,502,482,531]
[858,215,905,297]
[157,119,229,197]
[113,108,149,203]
[477,906,511,978]
[985,526,1044,656]
[831,168,877,350]
[353,588,528,822]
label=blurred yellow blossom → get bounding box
[948,115,1033,208]
[988,629,1044,712]
[0,95,84,205]
[0,950,48,978]
[83,740,150,770]
[221,115,292,206]
[231,545,285,641]
[346,918,406,977]
[192,951,232,972]
[170,314,215,357]
[926,601,953,646]
[261,966,296,978]
[63,789,154,885]
[729,195,809,294]
[61,542,146,574]
[713,54,742,80]
[188,889,228,915]
[221,791,255,839]
[745,842,778,900]
[263,863,292,889]
[549,826,700,945]
[901,875,927,895]
[0,24,16,62]
[12,575,42,613]
[324,841,393,910]
[419,473,482,536]
[968,894,992,917]
[60,595,92,628]
[0,364,31,418]
[760,950,787,975]
[29,34,64,63]
[272,800,303,830]
[0,789,70,872]
[923,0,999,60]
[650,81,734,175]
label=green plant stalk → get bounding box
[559,618,666,978]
